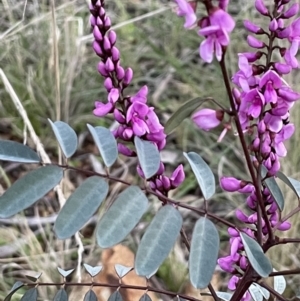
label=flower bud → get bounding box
[108,30,117,45]
[103,36,111,52]
[244,20,262,34]
[93,41,104,57]
[116,66,125,80]
[118,143,135,156]
[170,164,185,188]
[111,46,120,62]
[282,3,299,18]
[105,58,114,72]
[220,177,241,192]
[104,77,113,91]
[93,26,103,41]
[255,0,269,15]
[247,35,265,49]
[113,109,125,124]
[123,68,133,86]
[269,18,278,31]
[192,109,223,131]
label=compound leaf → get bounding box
[55,176,108,239]
[240,232,272,278]
[53,289,68,301]
[108,291,123,301]
[139,294,152,301]
[165,97,208,134]
[184,152,215,200]
[0,140,40,163]
[135,205,182,277]
[4,281,24,301]
[277,171,300,199]
[87,124,118,167]
[84,263,103,277]
[189,217,219,289]
[97,186,148,248]
[48,119,77,159]
[261,166,284,211]
[20,288,38,301]
[0,166,63,218]
[84,290,98,301]
[134,137,160,179]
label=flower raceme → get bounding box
[90,0,185,195]
[175,0,300,299]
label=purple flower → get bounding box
[198,8,235,63]
[126,102,150,136]
[192,109,224,131]
[220,177,241,192]
[174,0,197,28]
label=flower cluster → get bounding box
[175,0,235,63]
[175,0,300,299]
[90,0,185,195]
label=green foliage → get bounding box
[54,176,109,239]
[107,291,123,301]
[53,289,68,301]
[4,281,24,301]
[139,294,152,301]
[87,124,118,167]
[135,205,182,277]
[134,137,160,179]
[20,288,38,301]
[277,171,300,199]
[0,140,40,163]
[184,152,215,200]
[261,166,284,211]
[96,186,148,248]
[84,290,98,301]
[48,119,78,158]
[189,217,219,289]
[240,233,272,278]
[0,166,63,218]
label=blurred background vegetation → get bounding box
[1,0,300,300]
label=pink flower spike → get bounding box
[255,0,269,15]
[220,177,241,192]
[247,35,265,49]
[192,108,223,131]
[174,0,197,29]
[170,164,185,187]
